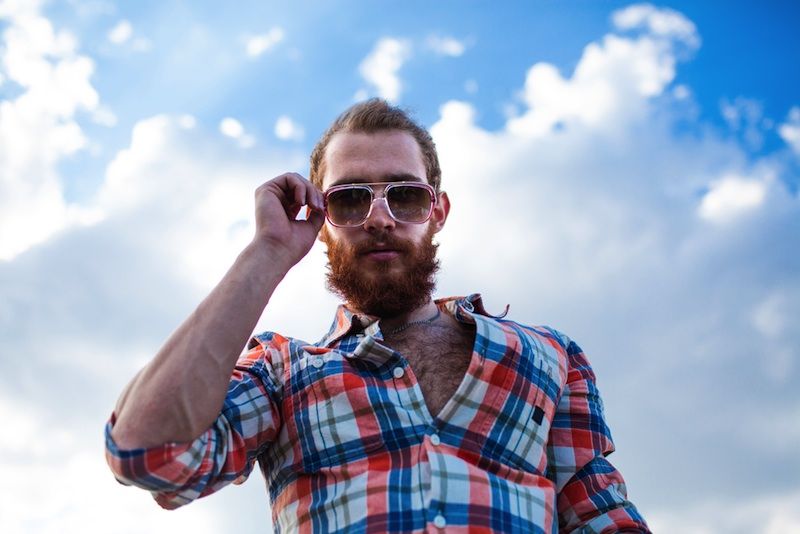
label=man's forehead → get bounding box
[326,173,426,189]
[321,130,425,189]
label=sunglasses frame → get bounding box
[323,181,437,228]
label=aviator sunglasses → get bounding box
[323,181,437,227]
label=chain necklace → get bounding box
[383,309,441,336]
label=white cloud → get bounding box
[750,291,798,383]
[358,37,411,102]
[426,35,466,57]
[219,117,255,148]
[0,1,101,260]
[698,174,769,223]
[106,19,150,51]
[720,96,767,149]
[612,2,700,49]
[245,27,285,58]
[274,115,304,142]
[779,106,800,156]
[427,8,799,524]
[219,116,244,138]
[107,19,132,44]
[647,490,800,534]
[505,6,699,138]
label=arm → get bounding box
[105,339,285,509]
[547,336,651,533]
[109,172,324,449]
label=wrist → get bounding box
[243,237,295,280]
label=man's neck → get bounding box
[359,299,439,335]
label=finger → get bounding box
[306,184,323,212]
[304,207,326,232]
[293,181,306,208]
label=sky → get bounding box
[1,1,799,533]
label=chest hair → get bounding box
[383,315,475,418]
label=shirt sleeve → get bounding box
[546,335,651,533]
[104,338,284,510]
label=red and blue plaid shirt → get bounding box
[105,294,649,533]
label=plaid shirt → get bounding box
[105,294,649,533]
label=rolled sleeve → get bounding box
[104,340,283,509]
[548,337,650,533]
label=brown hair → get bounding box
[309,98,442,192]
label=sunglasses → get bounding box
[323,181,437,227]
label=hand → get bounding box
[251,173,326,269]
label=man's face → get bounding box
[319,130,450,317]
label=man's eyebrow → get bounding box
[327,173,425,188]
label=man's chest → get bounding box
[384,322,476,418]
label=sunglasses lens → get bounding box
[387,185,433,223]
[327,187,372,225]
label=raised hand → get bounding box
[252,172,326,269]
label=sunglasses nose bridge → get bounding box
[363,194,395,225]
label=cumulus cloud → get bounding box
[107,19,132,44]
[612,2,700,49]
[274,114,304,142]
[647,490,800,534]
[219,116,255,148]
[357,37,411,102]
[506,5,699,138]
[779,106,800,156]
[429,4,799,526]
[698,173,769,223]
[0,113,335,533]
[245,27,285,58]
[0,0,102,260]
[425,35,467,57]
[106,19,150,51]
[720,96,768,150]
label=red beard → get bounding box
[322,227,440,318]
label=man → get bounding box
[106,99,650,533]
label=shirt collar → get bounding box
[317,305,379,348]
[317,293,509,348]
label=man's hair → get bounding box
[309,98,442,192]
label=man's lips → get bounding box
[361,248,402,261]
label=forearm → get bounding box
[111,239,290,449]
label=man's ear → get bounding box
[430,191,450,234]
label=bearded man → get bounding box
[106,99,650,533]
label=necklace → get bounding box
[383,309,441,336]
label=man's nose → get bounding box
[363,197,396,232]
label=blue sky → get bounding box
[1,1,799,533]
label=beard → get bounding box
[322,226,440,318]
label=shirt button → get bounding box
[312,358,324,368]
[433,514,446,528]
[430,433,441,446]
[392,366,405,379]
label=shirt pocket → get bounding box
[288,352,386,472]
[480,347,558,476]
